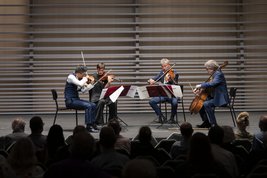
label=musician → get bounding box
[193,60,229,128]
[90,63,118,125]
[64,65,98,133]
[148,58,178,123]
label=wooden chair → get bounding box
[51,89,79,126]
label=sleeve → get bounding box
[152,70,164,81]
[201,71,224,88]
[81,84,94,93]
[67,74,88,87]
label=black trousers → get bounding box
[94,98,117,124]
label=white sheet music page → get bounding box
[172,85,183,98]
[136,86,149,99]
[127,85,137,98]
[109,85,124,102]
[99,88,108,100]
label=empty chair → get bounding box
[155,139,176,153]
[51,89,80,126]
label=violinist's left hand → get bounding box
[165,73,171,82]
[107,75,114,83]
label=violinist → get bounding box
[64,65,98,133]
[193,60,229,128]
[148,58,179,123]
[90,62,119,125]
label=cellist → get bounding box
[193,60,229,128]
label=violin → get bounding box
[98,72,115,82]
[164,68,175,82]
[189,61,228,114]
[86,75,95,84]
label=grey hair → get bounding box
[204,60,219,70]
[160,58,170,65]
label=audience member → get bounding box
[121,158,157,178]
[91,126,129,177]
[174,132,230,178]
[0,137,44,178]
[6,118,28,142]
[251,115,267,152]
[208,125,239,178]
[65,125,88,145]
[0,117,28,150]
[170,122,193,159]
[107,119,131,155]
[44,132,110,178]
[28,116,47,163]
[235,112,253,141]
[45,124,66,167]
[130,126,158,159]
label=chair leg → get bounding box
[53,110,58,125]
[229,107,236,127]
[164,102,168,120]
[181,99,186,122]
[75,110,78,126]
[105,104,108,124]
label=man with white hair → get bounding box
[192,60,229,128]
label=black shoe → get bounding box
[167,115,176,124]
[92,124,100,130]
[86,125,99,133]
[196,121,211,128]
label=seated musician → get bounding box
[193,60,229,128]
[64,65,98,133]
[90,63,119,125]
[148,58,179,123]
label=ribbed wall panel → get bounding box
[0,0,266,114]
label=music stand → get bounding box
[100,85,137,126]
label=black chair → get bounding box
[51,89,79,126]
[161,73,186,125]
[154,139,176,153]
[216,87,237,127]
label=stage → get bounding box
[0,111,265,140]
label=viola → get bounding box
[189,61,228,114]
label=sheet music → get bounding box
[99,88,108,100]
[137,86,150,99]
[109,85,124,102]
[171,85,183,98]
[127,85,137,98]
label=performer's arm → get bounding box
[67,74,88,87]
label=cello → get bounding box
[189,61,228,114]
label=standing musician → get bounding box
[193,60,229,128]
[90,63,119,125]
[148,58,179,123]
[64,65,98,133]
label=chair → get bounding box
[51,89,79,126]
[161,73,186,125]
[217,87,237,127]
[154,139,176,153]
